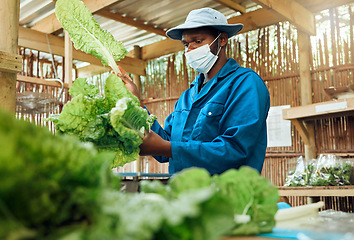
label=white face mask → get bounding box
[185,33,221,73]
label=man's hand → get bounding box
[140,131,172,158]
[116,66,140,99]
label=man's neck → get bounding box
[208,56,227,79]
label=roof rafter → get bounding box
[296,0,354,13]
[97,10,166,36]
[31,0,122,34]
[253,0,315,35]
[213,0,246,14]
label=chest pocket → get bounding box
[190,102,224,141]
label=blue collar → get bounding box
[190,58,240,88]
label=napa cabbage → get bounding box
[55,0,127,74]
[50,0,157,167]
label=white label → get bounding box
[266,105,292,148]
[315,101,348,113]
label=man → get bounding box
[119,8,270,175]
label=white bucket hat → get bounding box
[166,8,243,40]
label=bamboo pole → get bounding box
[64,30,73,88]
[133,45,142,99]
[133,45,142,172]
[0,0,20,113]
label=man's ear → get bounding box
[220,32,229,47]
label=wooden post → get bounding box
[0,0,20,113]
[133,45,142,98]
[298,30,316,160]
[133,45,143,172]
[64,30,73,88]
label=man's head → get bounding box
[181,26,225,53]
[166,8,243,41]
[166,8,243,74]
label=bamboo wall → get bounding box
[16,48,70,130]
[123,4,354,210]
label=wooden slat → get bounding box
[31,0,122,34]
[279,186,354,197]
[17,74,69,88]
[253,0,315,35]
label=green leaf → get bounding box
[104,74,140,108]
[52,94,108,141]
[55,0,127,74]
[69,78,100,97]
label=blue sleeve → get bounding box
[170,72,270,174]
[148,106,175,163]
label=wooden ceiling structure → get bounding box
[14,0,353,77]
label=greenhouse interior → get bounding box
[0,0,354,239]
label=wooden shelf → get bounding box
[278,186,354,197]
[282,97,354,145]
[283,97,354,121]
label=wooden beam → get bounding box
[296,30,316,159]
[213,0,246,14]
[31,0,122,34]
[18,26,146,76]
[253,0,315,35]
[76,64,111,78]
[141,38,184,61]
[296,0,354,13]
[291,119,310,146]
[228,8,284,33]
[97,10,166,36]
[0,0,20,113]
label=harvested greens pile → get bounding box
[284,155,354,187]
[48,0,156,167]
[0,108,279,239]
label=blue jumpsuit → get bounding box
[150,58,270,175]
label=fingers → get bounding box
[114,65,131,83]
[116,70,133,85]
[118,65,127,75]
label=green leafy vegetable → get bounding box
[55,0,127,74]
[48,77,156,167]
[0,108,118,239]
[284,155,353,187]
[140,166,280,237]
[0,112,278,240]
[51,0,157,167]
[69,77,100,97]
[105,74,140,108]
